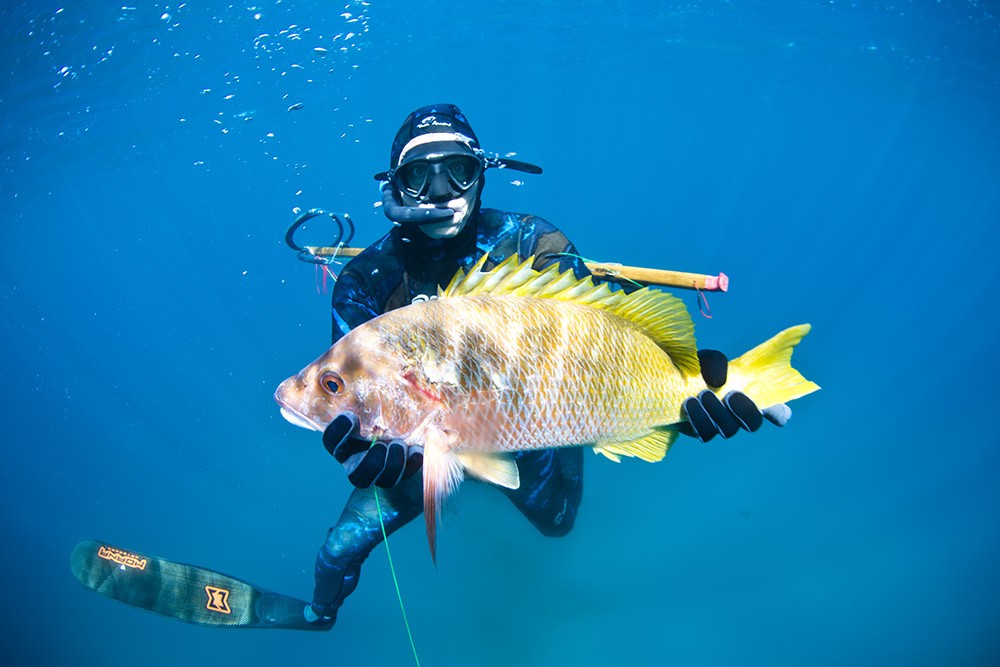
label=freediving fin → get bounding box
[70,540,325,631]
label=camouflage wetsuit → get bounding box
[310,207,589,620]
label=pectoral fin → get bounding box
[421,443,520,563]
[421,443,462,565]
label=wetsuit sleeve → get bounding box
[329,265,380,344]
[521,215,591,279]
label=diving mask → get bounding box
[392,152,484,201]
[373,129,544,226]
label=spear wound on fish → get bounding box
[402,370,445,403]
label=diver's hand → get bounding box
[380,183,455,225]
[322,413,424,488]
[679,349,791,442]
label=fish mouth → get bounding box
[274,377,325,432]
[279,405,324,432]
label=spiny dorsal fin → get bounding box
[442,254,700,376]
[442,254,540,297]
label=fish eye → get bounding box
[320,371,344,395]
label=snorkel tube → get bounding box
[481,154,543,175]
[376,152,543,227]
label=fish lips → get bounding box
[278,405,323,432]
[274,379,325,432]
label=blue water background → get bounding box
[2,1,998,665]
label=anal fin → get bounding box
[593,427,678,463]
[457,451,520,489]
[593,448,623,463]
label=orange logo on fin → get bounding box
[205,585,232,614]
[98,546,148,571]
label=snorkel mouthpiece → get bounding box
[379,182,456,225]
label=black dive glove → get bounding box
[322,413,423,488]
[680,349,791,442]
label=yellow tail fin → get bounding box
[726,324,820,409]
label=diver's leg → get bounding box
[498,448,583,537]
[309,474,423,625]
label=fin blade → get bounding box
[70,540,321,630]
[456,451,520,489]
[727,324,820,408]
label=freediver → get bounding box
[301,103,789,627]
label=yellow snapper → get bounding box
[275,254,819,559]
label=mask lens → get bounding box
[444,154,481,189]
[396,161,429,196]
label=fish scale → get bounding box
[390,295,689,453]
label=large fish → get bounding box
[275,255,819,559]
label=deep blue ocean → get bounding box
[2,1,999,665]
